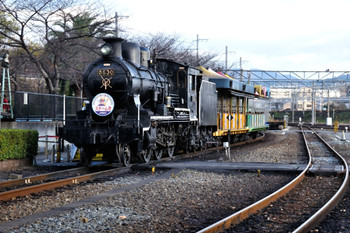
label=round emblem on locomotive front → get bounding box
[91,93,115,116]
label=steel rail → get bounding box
[230,132,265,147]
[197,127,312,233]
[0,133,264,194]
[0,167,87,189]
[149,133,266,164]
[292,127,349,233]
[0,167,130,202]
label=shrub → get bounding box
[0,129,38,161]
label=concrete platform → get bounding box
[33,152,79,167]
[140,161,345,174]
[142,161,306,172]
[309,164,345,174]
[32,153,345,174]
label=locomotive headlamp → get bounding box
[100,44,112,56]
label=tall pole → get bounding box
[292,92,295,123]
[115,12,119,36]
[240,57,243,82]
[195,34,208,65]
[196,34,199,63]
[327,89,330,118]
[224,46,235,74]
[115,12,128,37]
[311,82,316,125]
[225,46,228,74]
[302,87,305,117]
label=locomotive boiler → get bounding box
[59,36,218,166]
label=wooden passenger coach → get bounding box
[198,66,268,139]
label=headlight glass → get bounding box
[100,44,112,56]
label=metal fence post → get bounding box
[56,137,60,163]
[52,144,55,163]
[41,94,43,121]
[63,95,66,125]
[45,135,48,159]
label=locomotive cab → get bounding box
[158,59,199,121]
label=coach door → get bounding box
[237,97,246,129]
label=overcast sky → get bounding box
[103,0,350,71]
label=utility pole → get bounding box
[240,57,243,82]
[115,12,129,37]
[311,82,316,125]
[291,91,295,123]
[327,89,330,118]
[225,46,228,74]
[195,34,208,65]
[225,46,235,74]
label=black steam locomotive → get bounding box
[59,36,218,166]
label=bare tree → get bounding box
[135,32,223,69]
[0,0,114,94]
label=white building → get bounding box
[270,86,343,111]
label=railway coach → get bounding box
[198,67,269,143]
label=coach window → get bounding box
[217,96,222,114]
[246,99,251,113]
[231,97,237,114]
[177,69,187,89]
[223,95,228,113]
[239,97,243,113]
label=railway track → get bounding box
[0,132,269,232]
[0,166,130,202]
[0,133,264,203]
[199,126,349,233]
[154,132,266,163]
[0,167,88,191]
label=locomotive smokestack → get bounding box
[102,36,124,59]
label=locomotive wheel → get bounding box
[167,146,175,158]
[120,144,131,167]
[166,128,176,158]
[153,148,163,160]
[141,149,152,163]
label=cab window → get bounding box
[177,70,186,89]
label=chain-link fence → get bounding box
[14,92,84,121]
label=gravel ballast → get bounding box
[7,169,294,232]
[0,130,307,232]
